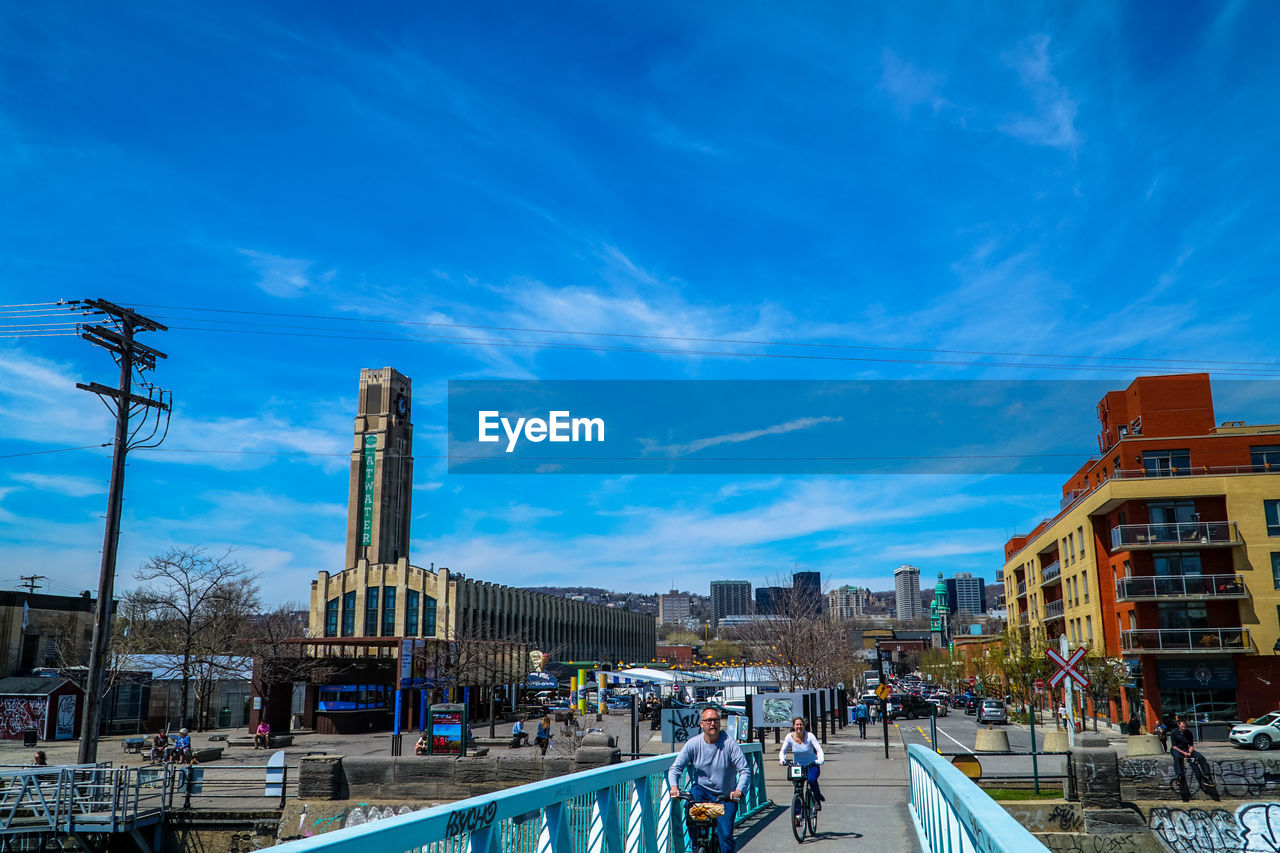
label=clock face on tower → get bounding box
[394,393,408,418]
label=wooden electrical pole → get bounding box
[70,299,169,765]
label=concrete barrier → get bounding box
[975,727,1010,752]
[1125,734,1164,756]
[1042,731,1070,752]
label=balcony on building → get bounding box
[1016,579,1027,598]
[1043,598,1064,621]
[1120,627,1254,654]
[1039,561,1061,586]
[1110,521,1241,550]
[1114,574,1248,603]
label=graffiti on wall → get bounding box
[1149,803,1280,853]
[1120,756,1280,799]
[298,803,422,837]
[0,698,47,739]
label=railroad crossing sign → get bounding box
[875,683,892,701]
[1047,647,1089,689]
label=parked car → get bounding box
[1230,712,1280,751]
[977,700,1008,724]
[963,695,984,715]
[887,694,936,720]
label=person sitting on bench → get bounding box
[254,721,271,750]
[415,733,430,756]
[511,716,529,747]
[150,731,170,764]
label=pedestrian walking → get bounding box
[855,701,868,738]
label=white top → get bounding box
[778,731,825,766]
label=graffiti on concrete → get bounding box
[1120,757,1280,799]
[1149,803,1280,853]
[299,803,421,836]
[1008,803,1084,832]
[1042,834,1148,853]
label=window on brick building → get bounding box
[1272,553,1280,590]
[365,587,379,637]
[341,591,356,637]
[1143,449,1191,476]
[1266,500,1280,536]
[1251,445,1280,471]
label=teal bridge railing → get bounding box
[275,743,769,853]
[907,744,1050,853]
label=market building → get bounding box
[1002,373,1280,731]
[264,368,655,735]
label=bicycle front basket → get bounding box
[688,803,725,821]
[788,765,804,780]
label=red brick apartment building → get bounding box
[1003,374,1280,731]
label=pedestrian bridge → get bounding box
[270,742,1051,853]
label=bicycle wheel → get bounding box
[791,789,808,842]
[805,790,818,836]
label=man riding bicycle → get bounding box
[668,708,750,853]
[778,716,826,811]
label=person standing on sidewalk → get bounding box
[855,701,868,738]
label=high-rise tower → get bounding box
[344,367,414,568]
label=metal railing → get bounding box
[907,744,1048,853]
[270,744,769,853]
[1115,574,1247,602]
[1043,599,1064,620]
[1110,521,1240,549]
[1111,464,1280,479]
[1039,562,1061,584]
[0,764,167,837]
[1120,627,1253,653]
[1016,580,1027,597]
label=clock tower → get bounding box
[344,367,414,568]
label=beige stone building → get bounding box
[306,367,654,663]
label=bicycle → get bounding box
[784,761,818,842]
[674,791,729,853]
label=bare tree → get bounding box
[244,604,312,728]
[736,583,851,691]
[127,547,260,730]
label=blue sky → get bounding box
[3,2,1280,606]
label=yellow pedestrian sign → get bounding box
[875,683,891,701]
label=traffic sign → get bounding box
[1047,647,1089,689]
[875,683,891,701]
[967,676,976,685]
[1034,678,1045,693]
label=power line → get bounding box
[130,302,1280,370]
[0,444,113,459]
[154,323,1280,377]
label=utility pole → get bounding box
[18,575,46,594]
[70,299,170,765]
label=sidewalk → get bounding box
[735,723,921,853]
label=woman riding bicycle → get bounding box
[778,716,825,810]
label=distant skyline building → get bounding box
[710,580,752,629]
[827,585,869,620]
[946,572,987,615]
[793,571,823,617]
[657,590,692,625]
[755,586,781,616]
[894,564,923,621]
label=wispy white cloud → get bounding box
[642,416,843,457]
[879,50,950,117]
[239,249,331,298]
[998,36,1081,151]
[11,472,106,497]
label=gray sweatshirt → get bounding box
[667,732,751,797]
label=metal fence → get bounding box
[269,743,769,853]
[907,744,1050,853]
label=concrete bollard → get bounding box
[1125,734,1164,756]
[1042,731,1070,752]
[975,727,1010,752]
